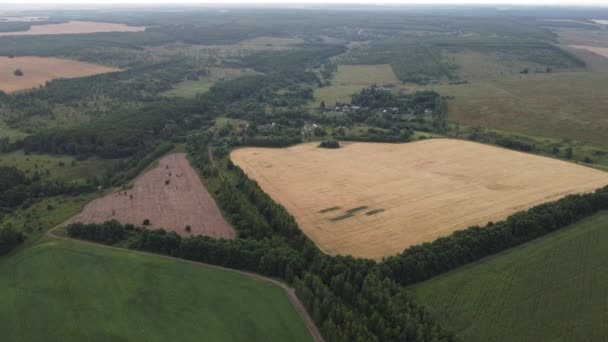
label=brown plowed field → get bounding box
[231,139,608,260]
[0,20,145,36]
[0,56,120,93]
[67,153,235,239]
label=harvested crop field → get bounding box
[231,139,608,260]
[0,56,120,93]
[0,20,145,36]
[67,153,235,239]
[569,45,608,59]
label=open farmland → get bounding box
[0,239,312,342]
[427,72,608,147]
[231,139,608,260]
[314,64,399,106]
[67,153,235,239]
[569,45,608,59]
[410,211,608,342]
[333,64,400,86]
[0,56,120,93]
[0,20,145,36]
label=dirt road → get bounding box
[47,226,324,342]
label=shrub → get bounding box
[0,226,25,255]
[319,139,340,149]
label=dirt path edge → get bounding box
[47,225,324,342]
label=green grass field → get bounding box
[445,50,553,80]
[421,72,608,147]
[1,195,94,236]
[0,239,312,342]
[165,68,259,98]
[0,124,29,142]
[164,78,214,98]
[0,151,118,183]
[410,211,608,342]
[313,64,400,106]
[333,64,400,86]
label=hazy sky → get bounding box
[1,0,607,6]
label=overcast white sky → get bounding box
[1,0,607,6]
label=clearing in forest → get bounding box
[165,67,260,98]
[314,64,399,106]
[231,139,608,260]
[0,56,120,93]
[0,20,145,36]
[333,64,400,86]
[67,153,235,239]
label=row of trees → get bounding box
[67,136,454,341]
[380,186,608,285]
[191,138,454,341]
[68,221,306,281]
[194,133,608,340]
[66,219,452,342]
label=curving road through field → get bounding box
[47,225,324,342]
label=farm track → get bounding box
[46,225,324,342]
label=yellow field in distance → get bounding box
[0,57,120,93]
[231,139,608,260]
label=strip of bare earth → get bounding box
[46,225,324,342]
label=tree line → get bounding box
[66,136,454,342]
[380,186,608,286]
[66,218,453,342]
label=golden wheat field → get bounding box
[231,139,608,260]
[0,21,145,36]
[0,57,120,93]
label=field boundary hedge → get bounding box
[380,186,608,285]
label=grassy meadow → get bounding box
[429,72,608,146]
[0,124,29,142]
[165,67,259,98]
[333,64,400,85]
[410,211,608,342]
[313,64,400,106]
[0,238,312,342]
[1,194,97,238]
[0,151,118,183]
